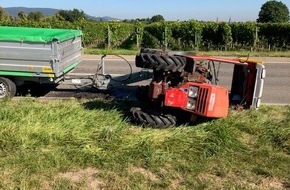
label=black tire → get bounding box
[7,78,16,97]
[130,107,177,128]
[0,77,16,99]
[136,53,186,72]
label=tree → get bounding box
[257,0,289,23]
[56,9,86,22]
[0,7,10,21]
[27,11,44,21]
[150,15,165,22]
[53,12,65,21]
[18,11,27,20]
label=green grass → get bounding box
[0,98,289,189]
[84,48,139,55]
[84,48,290,57]
[197,50,290,58]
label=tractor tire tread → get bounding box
[135,53,186,72]
[130,107,177,128]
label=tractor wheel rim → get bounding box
[0,82,8,98]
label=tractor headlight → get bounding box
[186,98,196,110]
[188,86,198,98]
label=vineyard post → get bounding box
[254,26,258,50]
[195,31,199,51]
[107,25,111,49]
[163,26,168,50]
[136,27,140,48]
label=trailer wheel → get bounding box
[131,107,177,128]
[0,77,16,99]
[7,78,16,97]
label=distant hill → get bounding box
[4,7,58,17]
[4,7,120,21]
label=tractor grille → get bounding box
[195,88,209,114]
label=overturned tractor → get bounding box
[131,49,265,128]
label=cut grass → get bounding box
[0,98,289,189]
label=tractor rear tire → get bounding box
[0,77,16,99]
[131,107,177,128]
[136,53,186,72]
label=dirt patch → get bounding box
[56,167,103,190]
[169,177,183,190]
[130,166,159,182]
[198,173,288,189]
[0,169,13,187]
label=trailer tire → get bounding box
[0,77,16,99]
[131,107,177,128]
[136,53,186,72]
[7,78,16,97]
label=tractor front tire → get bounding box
[131,107,177,128]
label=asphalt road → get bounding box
[70,56,290,105]
[263,62,290,105]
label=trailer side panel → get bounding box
[0,26,82,79]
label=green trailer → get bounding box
[0,26,83,99]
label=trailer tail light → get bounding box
[195,87,209,115]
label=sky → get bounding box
[1,0,290,22]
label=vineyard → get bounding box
[1,19,290,51]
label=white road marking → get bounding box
[262,103,290,106]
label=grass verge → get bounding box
[84,48,139,55]
[0,98,289,189]
[84,48,290,57]
[198,50,290,58]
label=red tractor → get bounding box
[130,49,265,128]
